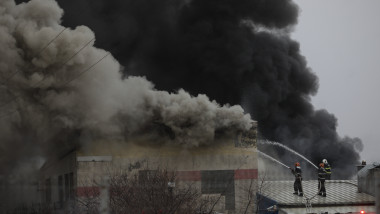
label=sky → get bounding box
[291,0,380,163]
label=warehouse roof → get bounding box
[259,180,375,208]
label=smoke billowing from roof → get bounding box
[0,0,252,174]
[48,0,363,178]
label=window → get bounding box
[69,172,74,199]
[58,175,63,203]
[65,174,69,200]
[201,170,235,210]
[45,178,51,203]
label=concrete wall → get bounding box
[74,140,258,213]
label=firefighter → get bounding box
[322,159,332,180]
[291,162,303,196]
[318,163,327,197]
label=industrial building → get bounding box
[35,122,259,213]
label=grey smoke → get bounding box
[45,0,363,178]
[0,0,252,175]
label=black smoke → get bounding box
[15,0,362,178]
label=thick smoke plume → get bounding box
[47,0,363,178]
[0,0,252,175]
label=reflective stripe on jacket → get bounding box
[324,163,332,174]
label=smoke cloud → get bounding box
[0,0,252,175]
[41,0,364,178]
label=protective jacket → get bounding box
[292,166,302,180]
[291,166,303,195]
[324,163,332,179]
[317,166,327,196]
[318,167,327,181]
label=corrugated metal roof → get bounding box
[282,205,375,214]
[259,180,375,207]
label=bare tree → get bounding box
[108,168,201,214]
[233,171,270,214]
[254,172,270,214]
[73,165,268,214]
[74,184,100,214]
[73,167,221,214]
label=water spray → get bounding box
[258,150,290,169]
[259,140,318,169]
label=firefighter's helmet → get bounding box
[322,159,328,164]
[295,162,300,167]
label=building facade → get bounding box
[37,123,258,213]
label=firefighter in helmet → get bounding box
[322,159,332,180]
[291,162,303,196]
[318,162,327,197]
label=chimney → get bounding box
[357,160,366,172]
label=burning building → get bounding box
[36,122,258,213]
